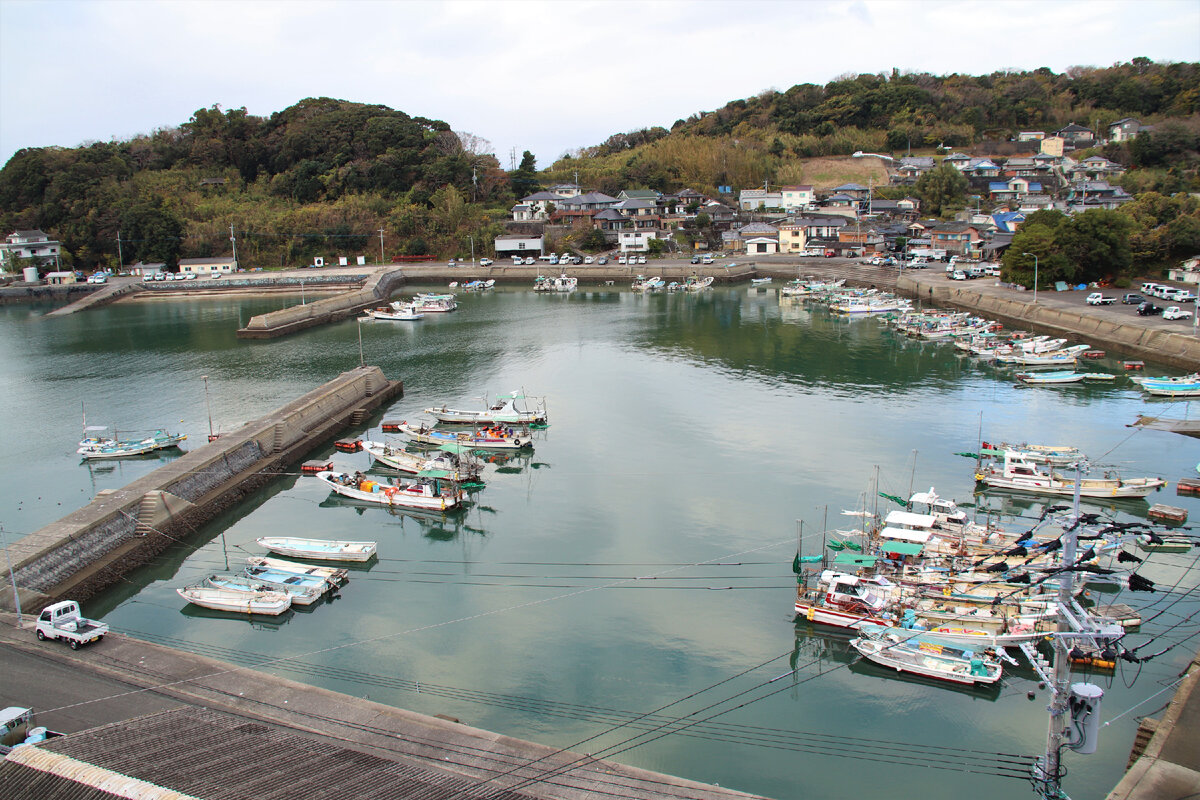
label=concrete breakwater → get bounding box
[236,268,406,339]
[0,366,403,613]
[898,274,1200,370]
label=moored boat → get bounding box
[315,469,466,512]
[177,583,291,615]
[425,390,548,426]
[850,625,1003,686]
[255,536,378,562]
[975,451,1167,499]
[245,556,349,585]
[395,420,533,450]
[205,571,328,606]
[77,429,187,459]
[363,440,485,482]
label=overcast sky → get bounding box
[2,0,1198,171]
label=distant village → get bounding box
[496,120,1143,264]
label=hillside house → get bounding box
[178,256,236,275]
[617,229,660,253]
[895,157,935,181]
[1017,131,1046,141]
[838,224,885,251]
[962,159,1001,178]
[944,153,973,170]
[1004,157,1050,178]
[1,229,62,269]
[1068,156,1126,182]
[548,183,582,198]
[512,191,561,221]
[989,178,1042,202]
[733,222,780,254]
[1055,123,1095,150]
[832,183,870,200]
[1108,118,1149,143]
[780,185,815,211]
[777,215,848,253]
[550,191,618,227]
[739,188,783,211]
[617,189,661,202]
[927,222,983,256]
[1065,182,1132,211]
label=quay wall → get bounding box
[897,274,1200,370]
[0,366,403,613]
[236,269,404,339]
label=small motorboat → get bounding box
[255,536,378,562]
[177,583,291,615]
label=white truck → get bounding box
[1086,292,1116,305]
[1163,306,1193,320]
[35,600,108,650]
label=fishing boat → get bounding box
[77,429,187,459]
[794,571,900,629]
[364,301,423,321]
[1016,370,1085,385]
[974,441,1084,466]
[413,293,457,312]
[245,556,349,585]
[254,536,377,562]
[1140,375,1200,397]
[176,582,291,615]
[363,439,485,482]
[850,625,1003,686]
[315,469,466,512]
[685,275,714,292]
[750,277,772,286]
[631,275,662,292]
[461,279,495,290]
[425,390,548,426]
[205,572,327,606]
[395,420,533,450]
[975,451,1167,499]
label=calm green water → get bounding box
[2,287,1198,800]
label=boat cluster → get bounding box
[629,274,714,292]
[780,278,911,315]
[362,293,458,321]
[77,428,186,460]
[795,478,1176,686]
[177,537,374,616]
[534,274,577,292]
[316,391,547,514]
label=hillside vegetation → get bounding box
[1,60,1198,270]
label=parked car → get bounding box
[479,258,493,267]
[702,255,714,264]
[949,270,967,281]
[1137,302,1164,316]
[36,600,108,650]
[981,265,1002,276]
[1163,306,1193,320]
[523,257,535,265]
[86,273,107,284]
[1171,290,1197,303]
[637,255,647,264]
[691,255,701,264]
[597,257,608,265]
[183,272,196,280]
[584,256,594,264]
[617,255,627,264]
[1121,293,1145,304]
[1086,292,1116,305]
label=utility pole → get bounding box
[378,228,385,265]
[116,231,124,271]
[229,224,238,270]
[469,236,475,267]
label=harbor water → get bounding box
[1,286,1198,800]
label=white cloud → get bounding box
[2,0,1198,168]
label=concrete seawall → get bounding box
[236,268,407,339]
[0,366,403,613]
[898,274,1200,370]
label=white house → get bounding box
[738,189,783,211]
[780,185,815,211]
[178,256,237,275]
[617,230,660,253]
[1108,118,1148,143]
[1,230,62,269]
[494,234,544,257]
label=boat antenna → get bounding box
[907,449,918,499]
[976,410,984,472]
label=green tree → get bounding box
[1058,209,1133,279]
[914,163,968,216]
[580,227,608,251]
[509,150,540,198]
[120,200,184,268]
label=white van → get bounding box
[1140,282,1161,295]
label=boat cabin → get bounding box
[819,571,891,612]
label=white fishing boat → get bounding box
[975,451,1167,499]
[255,536,378,562]
[363,439,485,482]
[77,429,187,459]
[315,469,465,512]
[551,274,577,292]
[245,556,349,585]
[794,571,900,629]
[364,301,423,321]
[750,277,772,286]
[830,297,911,315]
[205,572,327,606]
[413,293,457,312]
[632,275,662,292]
[1016,370,1085,385]
[976,441,1084,466]
[999,344,1091,366]
[424,390,548,425]
[176,583,291,615]
[685,275,714,292]
[851,625,1003,686]
[395,420,533,450]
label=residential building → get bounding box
[962,159,1001,178]
[494,234,544,257]
[990,211,1025,234]
[780,185,815,211]
[895,157,935,181]
[738,188,783,210]
[1039,136,1065,157]
[832,183,871,199]
[511,191,561,221]
[1004,157,1050,178]
[944,153,973,170]
[838,224,885,252]
[178,256,237,275]
[548,183,582,198]
[1064,182,1133,211]
[988,178,1042,202]
[617,189,660,202]
[551,191,619,227]
[927,222,982,256]
[1054,123,1095,150]
[1068,156,1126,182]
[776,215,848,253]
[1108,118,1148,143]
[1017,131,1046,142]
[1,229,62,270]
[617,229,660,253]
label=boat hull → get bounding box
[255,537,377,562]
[316,471,463,511]
[177,587,291,615]
[851,638,1002,685]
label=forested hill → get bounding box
[576,60,1200,159]
[0,98,508,268]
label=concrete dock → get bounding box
[0,615,768,800]
[0,366,403,612]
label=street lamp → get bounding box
[1022,252,1039,303]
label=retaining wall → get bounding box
[237,270,406,339]
[0,366,403,612]
[898,275,1200,370]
